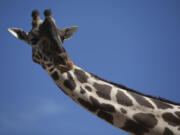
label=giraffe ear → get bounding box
[63,26,78,40]
[8,28,28,41]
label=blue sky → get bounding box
[0,0,180,135]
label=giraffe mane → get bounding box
[90,73,180,106]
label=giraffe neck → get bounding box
[44,64,180,135]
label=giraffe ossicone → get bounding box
[8,9,180,135]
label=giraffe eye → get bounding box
[31,36,40,45]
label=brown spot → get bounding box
[122,119,148,135]
[151,99,173,109]
[100,103,115,112]
[133,113,157,129]
[64,73,76,91]
[49,68,54,72]
[74,69,88,83]
[89,96,100,108]
[37,51,42,59]
[120,108,127,114]
[163,127,174,135]
[35,55,40,60]
[85,86,92,92]
[47,63,52,67]
[94,83,112,100]
[51,71,59,80]
[90,96,115,113]
[129,92,154,109]
[80,87,86,94]
[175,111,180,119]
[116,91,133,106]
[43,56,48,61]
[162,112,180,126]
[178,127,180,130]
[54,55,65,65]
[78,98,98,112]
[97,110,113,124]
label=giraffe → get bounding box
[8,9,180,135]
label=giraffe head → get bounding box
[8,9,78,71]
